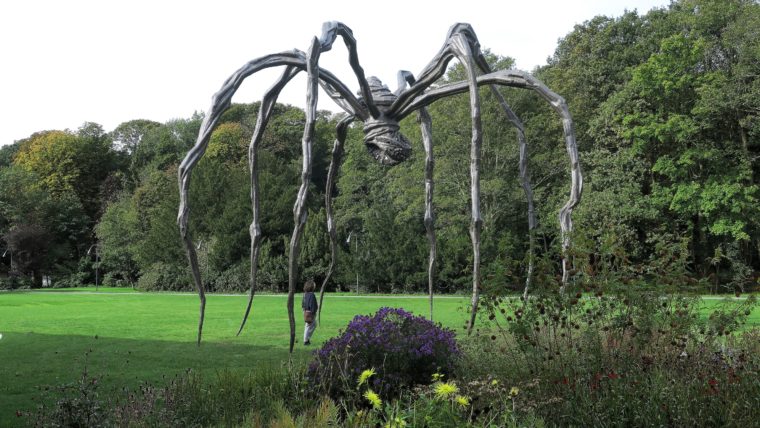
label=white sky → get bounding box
[0,0,670,147]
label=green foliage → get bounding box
[136,262,190,291]
[4,0,760,291]
[14,124,119,221]
[207,261,249,292]
[575,0,760,284]
[110,119,162,154]
[29,354,109,427]
[0,166,90,287]
[0,141,20,168]
[95,196,139,285]
[465,289,760,426]
[29,364,314,428]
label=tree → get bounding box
[13,124,118,223]
[95,196,140,284]
[110,119,162,154]
[579,0,760,283]
[0,166,89,286]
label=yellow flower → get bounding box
[509,386,520,397]
[358,368,376,387]
[431,372,444,382]
[385,417,407,428]
[455,395,470,408]
[434,382,459,399]
[491,379,499,387]
[364,389,382,410]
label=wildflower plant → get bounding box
[433,381,459,400]
[363,389,383,410]
[391,378,473,426]
[358,368,376,387]
[308,307,460,399]
[462,277,760,426]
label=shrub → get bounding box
[0,274,32,289]
[308,307,460,400]
[136,262,191,291]
[102,272,132,288]
[52,271,88,288]
[207,262,249,293]
[27,353,109,427]
[29,363,312,427]
[461,290,760,426]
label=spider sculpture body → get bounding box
[178,22,582,352]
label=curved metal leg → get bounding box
[287,37,321,353]
[391,24,545,304]
[177,51,363,345]
[400,70,582,295]
[443,34,485,336]
[389,24,484,118]
[487,87,537,299]
[318,22,379,118]
[181,235,205,346]
[398,69,437,321]
[318,115,354,323]
[237,66,300,336]
[419,107,437,321]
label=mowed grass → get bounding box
[0,289,469,425]
[0,289,756,426]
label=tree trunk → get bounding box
[32,269,43,288]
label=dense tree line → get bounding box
[1,0,758,293]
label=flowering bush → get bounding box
[308,307,460,399]
[461,290,760,426]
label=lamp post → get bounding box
[1,248,10,267]
[87,244,100,291]
[2,247,12,276]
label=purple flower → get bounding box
[308,307,461,399]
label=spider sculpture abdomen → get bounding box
[177,21,582,353]
[362,117,412,165]
[361,77,411,165]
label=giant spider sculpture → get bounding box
[178,22,582,352]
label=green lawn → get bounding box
[0,289,470,425]
[0,289,756,426]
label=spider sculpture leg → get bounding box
[178,47,368,347]
[448,26,485,334]
[400,68,583,299]
[386,23,580,330]
[285,22,385,352]
[397,67,536,319]
[317,115,354,323]
[286,37,321,353]
[418,108,437,321]
[237,66,300,336]
[486,87,537,300]
[388,24,488,333]
[396,70,437,321]
[317,22,379,118]
[470,52,538,300]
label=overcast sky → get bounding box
[0,0,670,147]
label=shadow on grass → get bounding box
[0,332,311,426]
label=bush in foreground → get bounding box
[307,307,460,401]
[460,290,760,426]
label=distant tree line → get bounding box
[1,0,758,293]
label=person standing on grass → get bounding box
[301,279,318,345]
